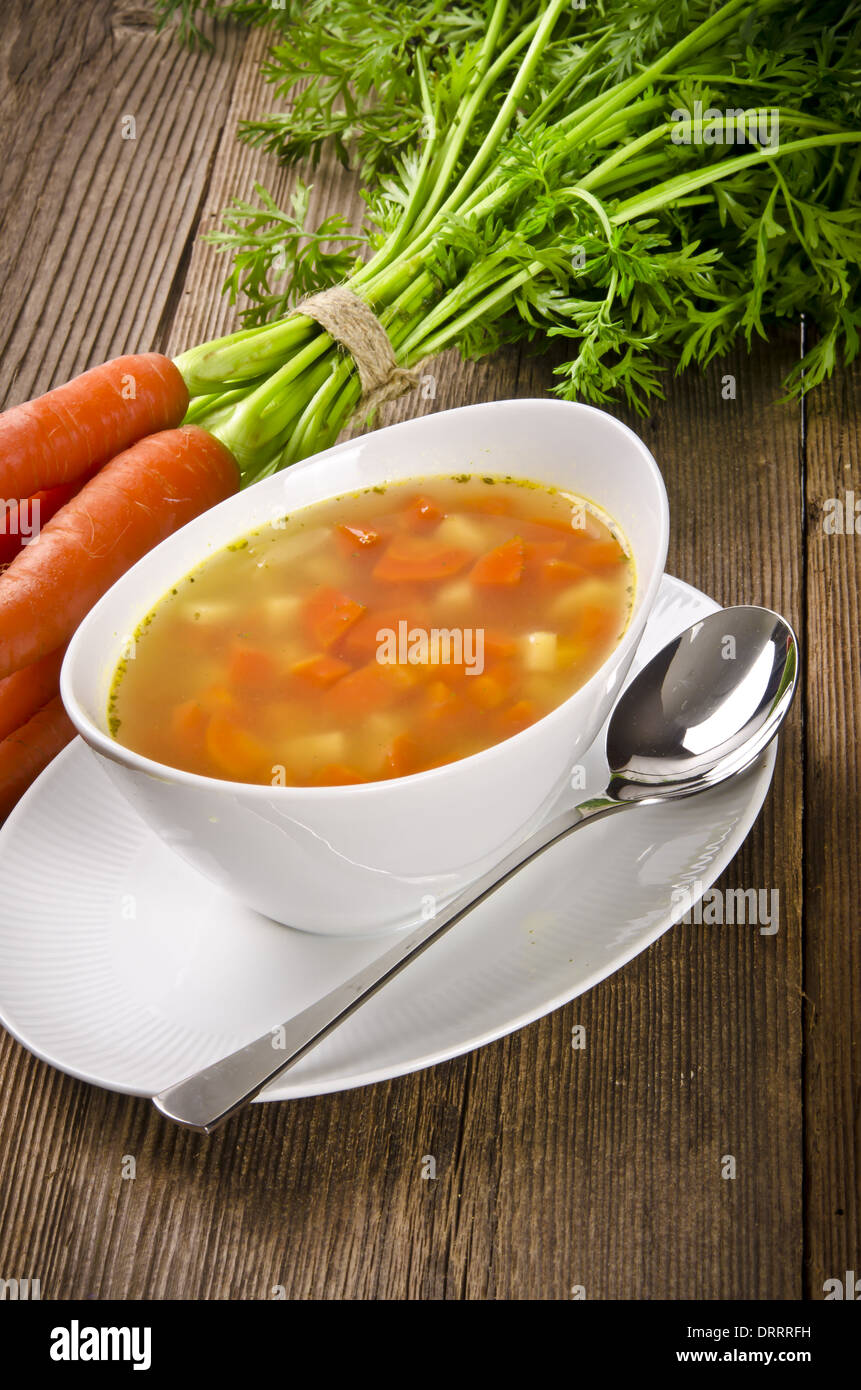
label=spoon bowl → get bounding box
[606,606,798,801]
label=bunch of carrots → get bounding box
[0,355,239,821]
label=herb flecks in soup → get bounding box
[109,476,633,785]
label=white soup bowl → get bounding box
[61,398,669,936]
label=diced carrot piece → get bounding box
[424,680,458,716]
[401,495,443,529]
[466,669,512,709]
[460,493,512,516]
[484,630,518,659]
[335,523,383,553]
[373,536,470,582]
[380,662,422,695]
[581,539,627,568]
[200,683,239,716]
[498,699,537,734]
[327,660,417,717]
[385,733,422,778]
[228,645,280,689]
[171,699,207,744]
[541,557,588,583]
[566,534,626,568]
[575,605,618,643]
[303,585,366,649]
[340,603,430,664]
[290,653,352,688]
[469,536,525,586]
[418,680,464,735]
[533,514,584,534]
[424,752,463,771]
[523,539,566,568]
[372,588,432,616]
[310,763,365,786]
[340,613,386,665]
[205,716,269,782]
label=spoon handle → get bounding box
[152,793,627,1131]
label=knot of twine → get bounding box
[296,286,420,417]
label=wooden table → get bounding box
[0,3,857,1301]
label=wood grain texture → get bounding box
[0,1,853,1302]
[803,365,861,1297]
[0,0,239,406]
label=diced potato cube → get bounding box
[523,673,558,704]
[259,594,302,628]
[521,631,558,672]
[281,730,348,775]
[434,513,487,552]
[302,552,339,584]
[264,702,306,737]
[189,600,239,625]
[437,579,474,612]
[555,637,585,671]
[265,528,328,567]
[550,577,616,623]
[364,713,401,750]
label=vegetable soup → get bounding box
[108,475,634,785]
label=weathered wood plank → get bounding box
[0,0,244,407]
[162,26,379,361]
[803,364,861,1297]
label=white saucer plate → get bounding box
[0,575,777,1102]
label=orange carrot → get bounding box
[310,763,364,786]
[335,523,383,552]
[373,536,469,582]
[400,495,443,529]
[498,698,537,734]
[0,697,75,823]
[290,653,352,687]
[579,538,627,568]
[228,646,280,690]
[0,426,238,682]
[384,733,422,777]
[0,464,103,570]
[460,493,512,516]
[469,536,525,585]
[326,660,417,716]
[341,602,432,663]
[302,585,366,649]
[541,557,588,583]
[483,630,518,659]
[0,646,66,742]
[466,673,510,709]
[171,699,208,746]
[574,605,619,643]
[200,683,240,717]
[0,355,189,500]
[533,514,582,534]
[522,538,565,570]
[424,679,458,715]
[205,715,269,782]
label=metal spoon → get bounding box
[153,605,797,1132]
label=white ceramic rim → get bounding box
[60,399,669,799]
